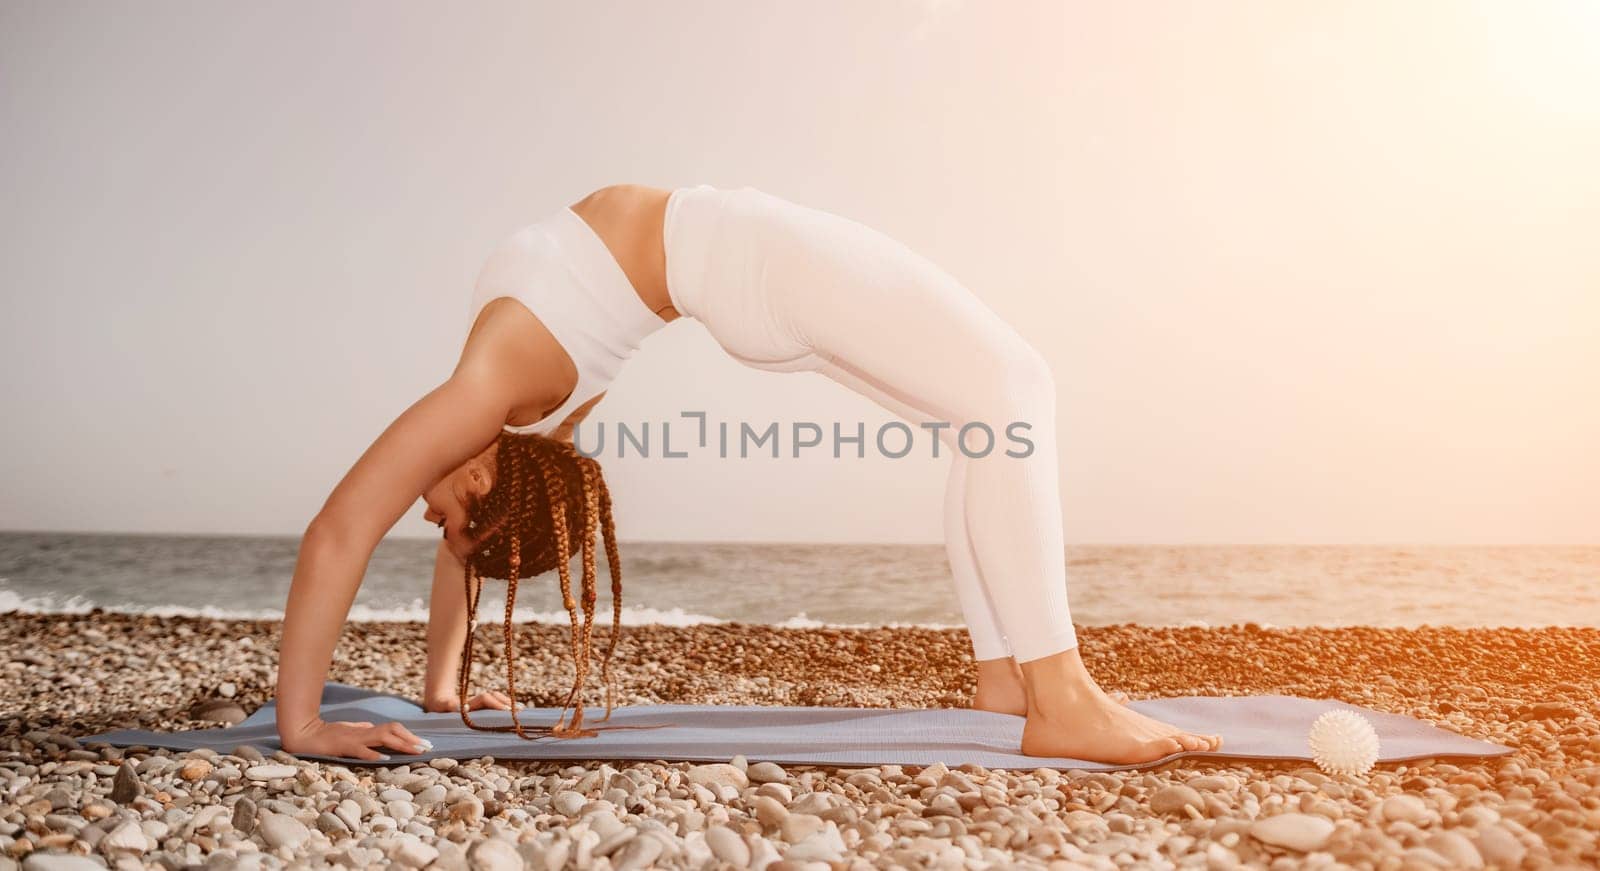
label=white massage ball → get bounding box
[1307,709,1380,776]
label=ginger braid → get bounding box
[573,461,601,714]
[540,446,594,737]
[453,431,627,739]
[597,473,623,719]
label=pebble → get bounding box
[22,857,108,871]
[781,813,825,843]
[753,795,789,828]
[1189,775,1237,791]
[685,763,748,789]
[190,699,248,725]
[1404,845,1454,867]
[551,791,585,817]
[109,761,139,803]
[748,761,788,783]
[756,781,794,804]
[468,838,520,871]
[80,802,111,821]
[449,797,484,825]
[245,764,297,781]
[784,823,846,862]
[1248,813,1335,852]
[1382,794,1430,824]
[258,813,310,850]
[415,785,447,805]
[748,834,782,869]
[705,825,750,866]
[1424,830,1483,868]
[186,805,230,835]
[317,811,350,835]
[1151,784,1205,815]
[100,820,148,854]
[1472,824,1526,868]
[335,799,362,831]
[231,797,258,835]
[611,834,663,871]
[393,839,439,868]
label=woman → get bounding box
[275,183,1223,763]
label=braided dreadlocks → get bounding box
[456,431,623,739]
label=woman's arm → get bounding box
[277,375,513,759]
[422,539,471,709]
[417,395,604,712]
[421,540,513,712]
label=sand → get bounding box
[1,614,1596,869]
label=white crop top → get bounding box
[466,205,668,436]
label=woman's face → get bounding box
[422,457,494,562]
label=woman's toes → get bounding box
[1176,733,1208,752]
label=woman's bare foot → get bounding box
[973,655,1130,717]
[1018,647,1222,764]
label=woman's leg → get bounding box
[728,188,1219,762]
[749,198,1078,663]
[807,359,1009,655]
[814,355,1131,717]
[810,358,1033,713]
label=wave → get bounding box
[0,588,964,630]
[0,588,723,626]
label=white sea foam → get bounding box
[0,585,1333,631]
[0,585,957,629]
[772,611,964,631]
[0,587,722,625]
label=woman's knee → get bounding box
[1007,342,1056,401]
[968,339,1056,426]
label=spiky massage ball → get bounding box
[1307,709,1380,776]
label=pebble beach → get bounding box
[1,614,1596,870]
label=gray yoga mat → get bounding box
[85,683,1511,771]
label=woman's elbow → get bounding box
[302,515,347,550]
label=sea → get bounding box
[1,532,1596,630]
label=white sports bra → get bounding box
[466,204,669,436]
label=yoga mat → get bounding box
[85,683,1511,771]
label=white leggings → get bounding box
[663,184,1078,663]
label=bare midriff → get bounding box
[570,184,679,323]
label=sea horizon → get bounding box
[4,531,1595,630]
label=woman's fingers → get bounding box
[349,743,388,762]
[305,721,432,760]
[361,721,431,755]
[461,691,513,711]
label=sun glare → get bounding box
[1474,0,1600,119]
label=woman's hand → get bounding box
[424,690,513,714]
[280,718,432,762]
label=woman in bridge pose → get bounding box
[273,183,1223,763]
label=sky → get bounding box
[1,1,1596,545]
